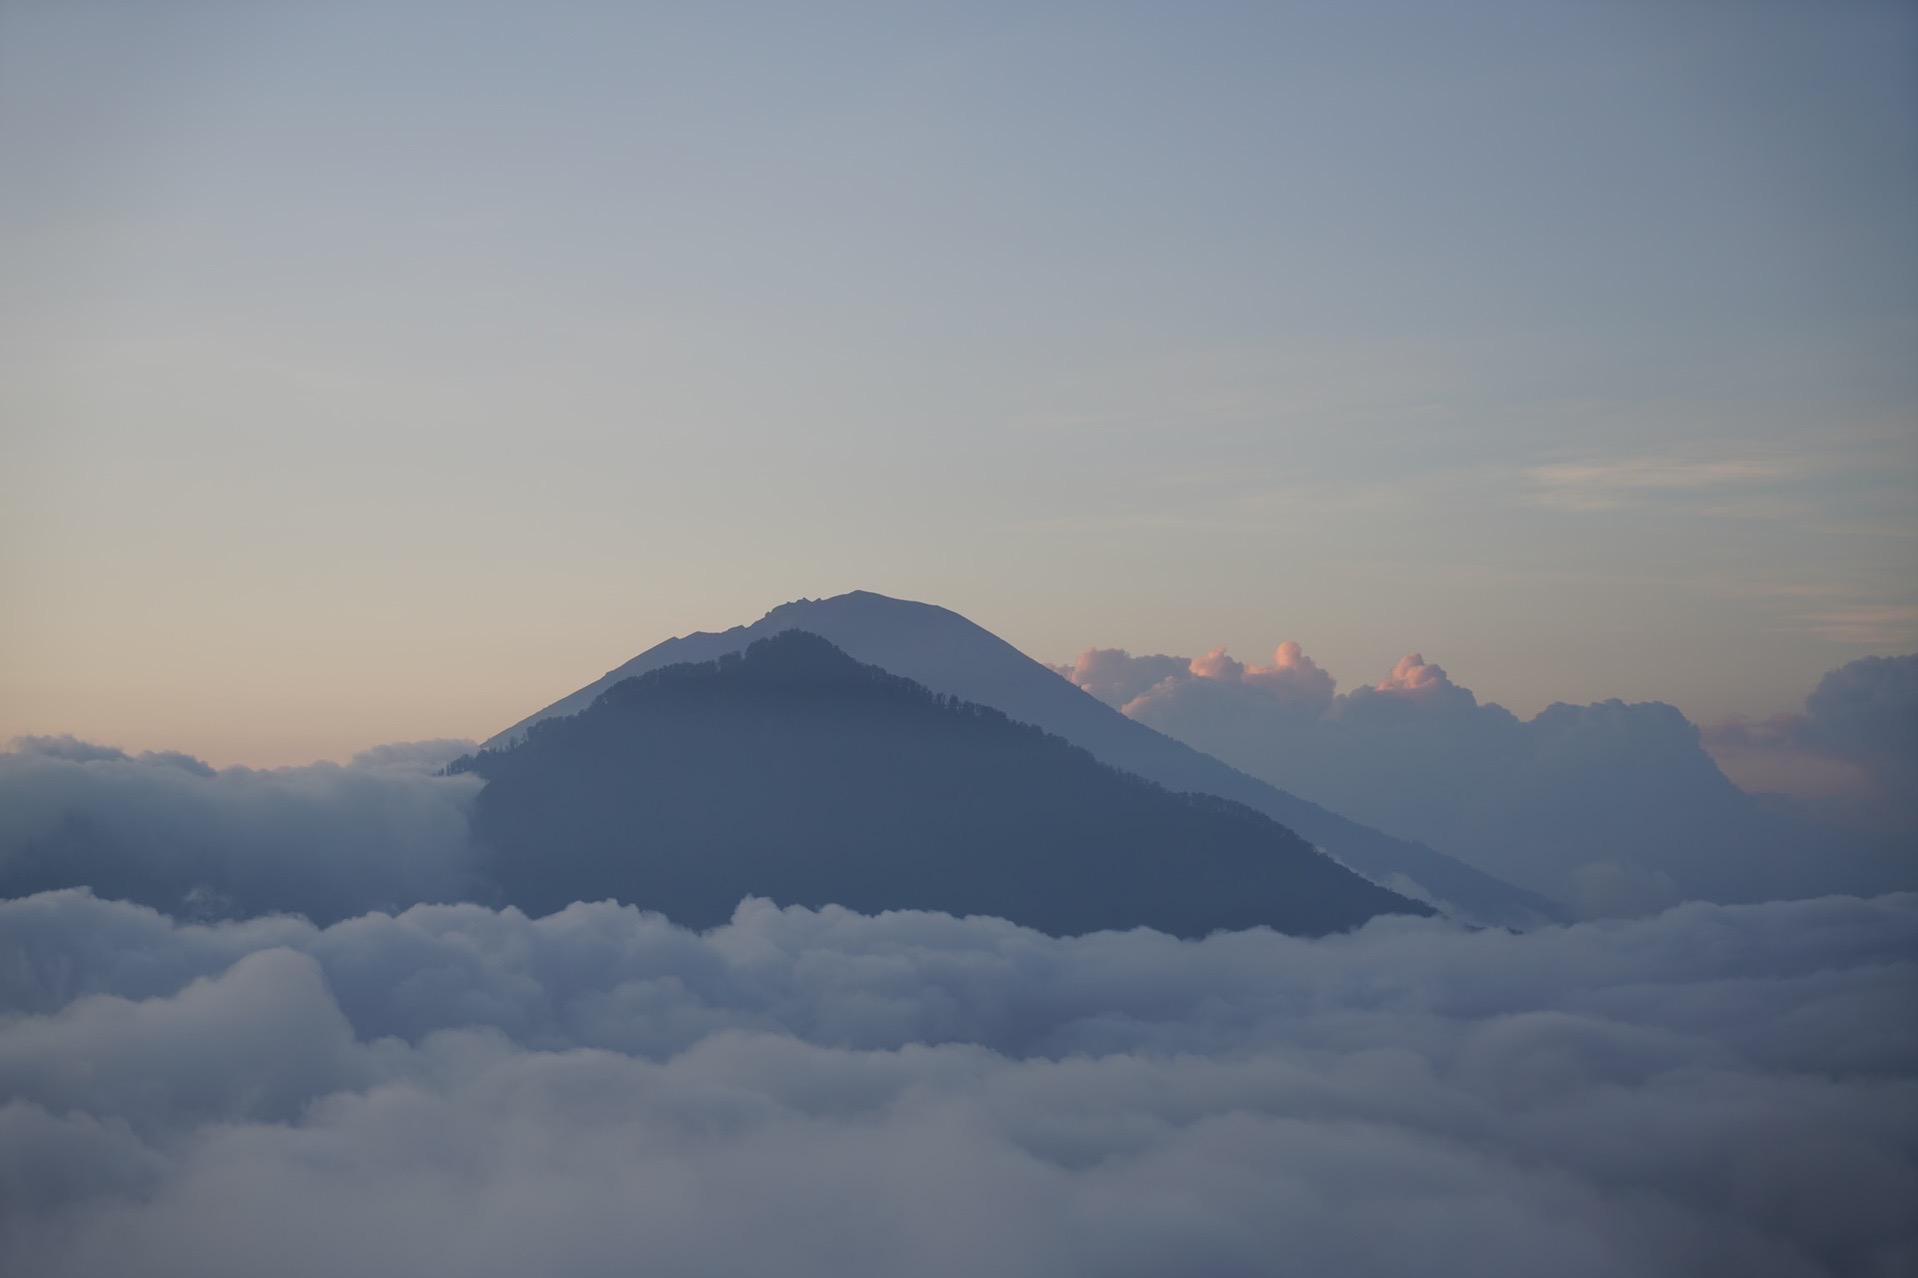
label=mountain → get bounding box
[488,591,1566,927]
[451,632,1429,937]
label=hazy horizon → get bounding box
[2,9,1912,1270]
[4,1,1914,765]
[4,583,1914,771]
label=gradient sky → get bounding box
[3,0,1914,765]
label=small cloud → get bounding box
[1803,652,1918,762]
[1524,455,1794,512]
[1180,642,1340,715]
[1788,605,1918,646]
[1187,646,1246,683]
[1058,641,1339,721]
[1343,653,1478,715]
[1374,653,1453,697]
[1052,649,1188,707]
[1693,653,1918,815]
[9,736,131,764]
[9,737,213,776]
[348,739,478,773]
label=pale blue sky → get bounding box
[3,0,1914,763]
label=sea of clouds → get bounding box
[3,733,1914,1274]
[4,888,1914,1277]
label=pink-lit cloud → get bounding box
[1374,653,1449,696]
[1048,649,1186,709]
[1055,641,1914,915]
[1054,641,1338,719]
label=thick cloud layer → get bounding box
[1057,649,1915,914]
[0,737,485,924]
[1705,654,1918,831]
[1,890,1912,1277]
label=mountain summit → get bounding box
[488,591,1565,927]
[453,632,1428,936]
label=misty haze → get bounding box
[3,3,1914,1276]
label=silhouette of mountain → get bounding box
[451,631,1430,937]
[487,591,1565,927]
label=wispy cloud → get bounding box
[1524,455,1796,512]
[1788,604,1918,646]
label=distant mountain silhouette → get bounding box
[451,632,1431,937]
[488,591,1565,927]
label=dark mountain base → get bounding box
[451,632,1430,937]
[486,590,1566,927]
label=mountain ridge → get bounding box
[486,591,1567,927]
[453,630,1431,937]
